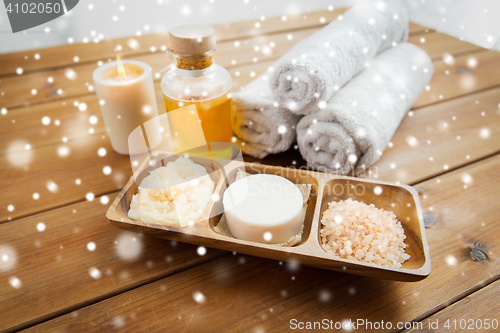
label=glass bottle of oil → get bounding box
[161,24,233,159]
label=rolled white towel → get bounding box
[297,43,433,175]
[270,0,409,114]
[232,73,301,159]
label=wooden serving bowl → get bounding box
[107,158,431,282]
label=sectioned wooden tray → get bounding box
[106,157,431,282]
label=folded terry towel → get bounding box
[297,43,433,175]
[232,73,301,159]
[270,0,410,115]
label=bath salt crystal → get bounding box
[320,198,409,267]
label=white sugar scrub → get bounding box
[320,198,410,267]
[128,157,214,227]
[221,172,311,245]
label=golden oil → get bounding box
[161,24,233,159]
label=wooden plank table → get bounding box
[1,8,499,332]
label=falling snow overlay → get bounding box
[0,1,499,332]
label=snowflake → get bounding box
[100,196,109,204]
[479,128,490,138]
[406,135,419,147]
[180,5,191,16]
[193,291,206,304]
[112,316,125,328]
[442,53,455,65]
[263,232,273,241]
[89,267,102,279]
[467,57,478,68]
[46,181,59,193]
[318,289,332,303]
[87,242,96,251]
[9,277,22,289]
[78,102,87,111]
[0,245,17,272]
[445,255,457,267]
[65,69,77,80]
[57,146,70,157]
[197,246,206,256]
[127,39,139,50]
[286,260,300,272]
[115,233,143,261]
[461,174,473,185]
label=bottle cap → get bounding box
[169,24,216,55]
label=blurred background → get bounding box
[0,0,499,54]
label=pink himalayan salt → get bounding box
[320,198,410,268]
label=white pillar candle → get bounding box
[93,59,160,155]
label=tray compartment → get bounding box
[108,154,226,238]
[318,178,428,270]
[208,164,319,246]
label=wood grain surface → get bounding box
[373,86,500,184]
[1,29,479,157]
[0,7,498,333]
[0,196,227,332]
[405,280,500,332]
[414,49,500,108]
[0,8,432,77]
[21,154,500,332]
[3,51,498,223]
[0,23,456,110]
[2,94,497,330]
[0,9,349,76]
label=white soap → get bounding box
[222,174,304,244]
